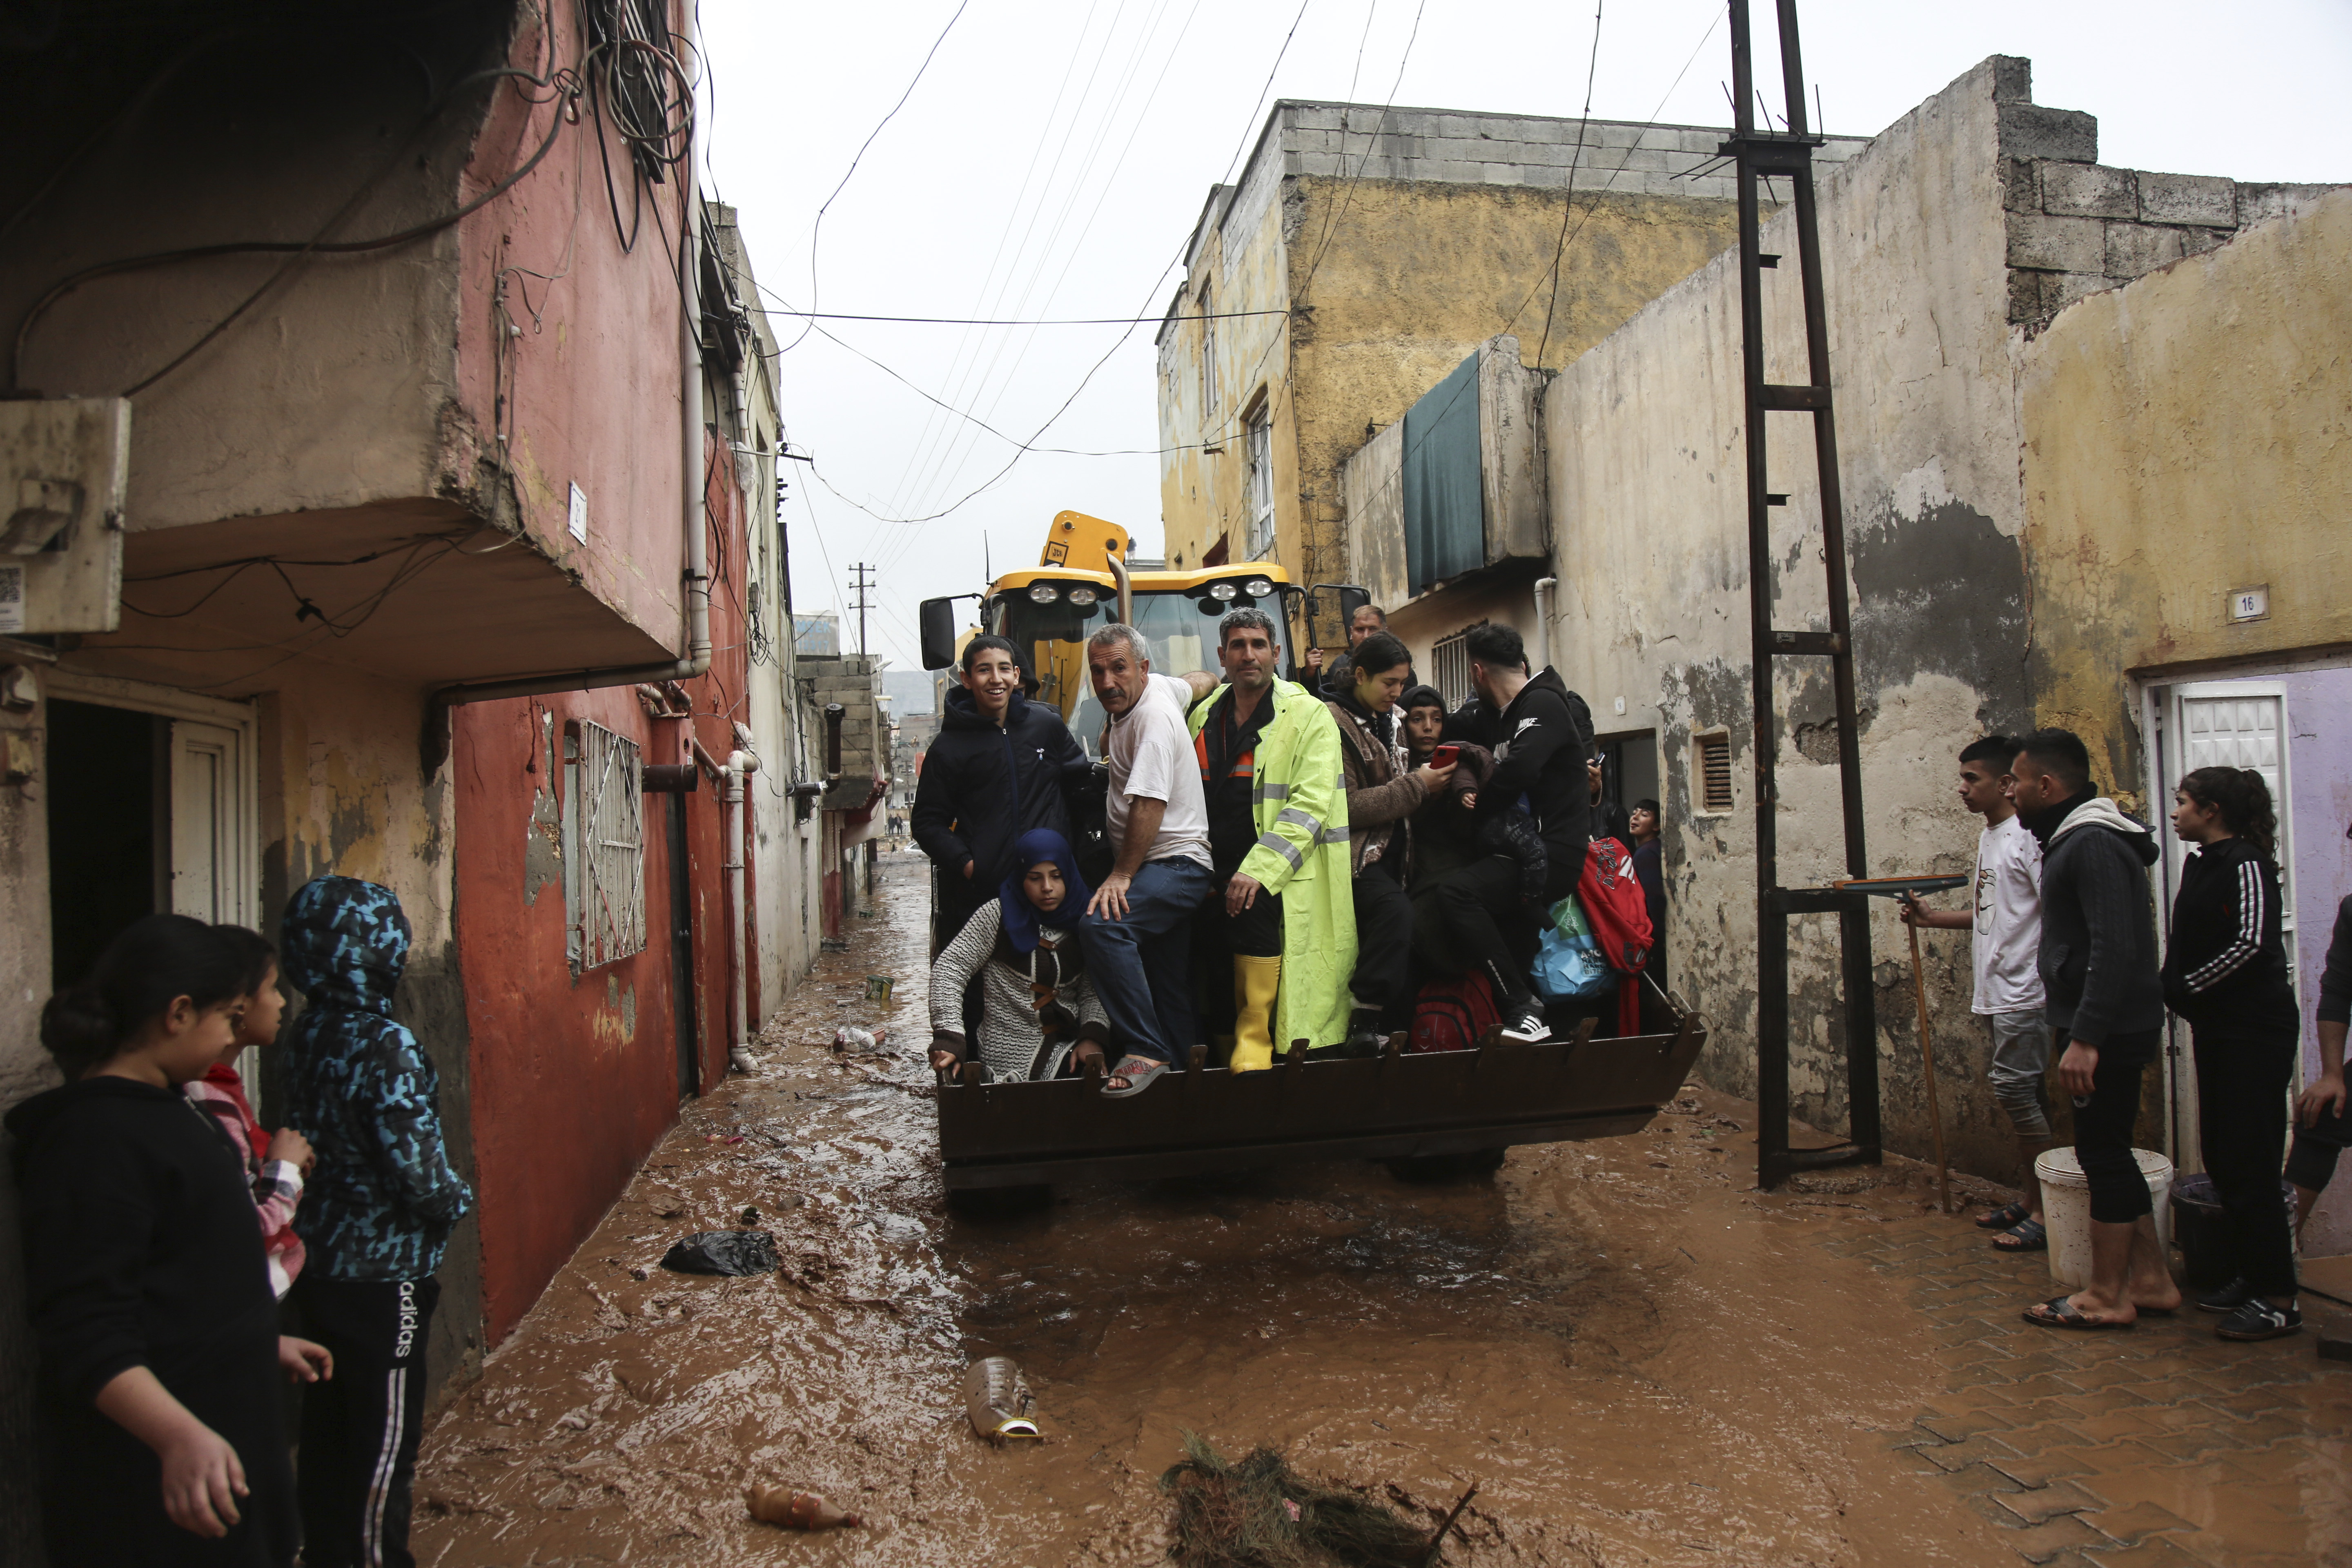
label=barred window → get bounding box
[1244,399,1274,560]
[1430,626,1479,710]
[564,719,647,970]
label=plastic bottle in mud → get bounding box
[963,1356,1042,1443]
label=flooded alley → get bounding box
[410,855,2348,1566]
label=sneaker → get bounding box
[2214,1297,2302,1342]
[2196,1276,2253,1314]
[1500,1010,1552,1045]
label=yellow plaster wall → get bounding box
[1159,176,1745,647]
[2020,188,2352,796]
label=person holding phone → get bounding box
[1326,634,1456,1051]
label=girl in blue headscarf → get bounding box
[928,829,1110,1082]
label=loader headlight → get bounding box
[1207,581,1238,601]
[1243,578,1273,599]
[1028,583,1061,604]
[1066,587,1099,607]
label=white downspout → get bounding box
[724,745,758,1072]
[1532,576,1557,673]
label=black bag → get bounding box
[660,1229,778,1276]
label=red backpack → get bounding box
[1580,837,1657,1036]
[1410,969,1502,1054]
[1578,838,1653,972]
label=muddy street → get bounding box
[411,854,2338,1567]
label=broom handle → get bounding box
[1908,919,1952,1215]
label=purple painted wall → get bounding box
[2281,665,2352,1257]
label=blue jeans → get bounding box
[1080,856,1215,1067]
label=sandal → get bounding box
[1976,1200,2031,1231]
[1101,1056,1173,1098]
[2022,1294,2134,1331]
[1992,1218,2047,1253]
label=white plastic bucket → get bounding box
[2035,1147,2174,1288]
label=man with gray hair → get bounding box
[1080,623,1217,1095]
[1184,607,1356,1071]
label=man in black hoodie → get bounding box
[1437,624,1595,1044]
[911,635,1091,955]
[2008,728,2179,1329]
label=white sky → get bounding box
[696,0,2352,673]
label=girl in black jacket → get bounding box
[7,915,332,1566]
[911,635,1090,955]
[2161,766,2301,1341]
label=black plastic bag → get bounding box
[660,1229,778,1276]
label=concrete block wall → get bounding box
[798,655,888,805]
[1998,77,2342,322]
[1276,100,1869,204]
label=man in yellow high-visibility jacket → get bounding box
[1187,607,1356,1068]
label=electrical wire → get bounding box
[1531,0,1604,370]
[779,0,971,356]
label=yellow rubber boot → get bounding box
[1230,955,1282,1073]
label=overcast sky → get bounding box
[697,0,2352,674]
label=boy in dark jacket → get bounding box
[2290,894,2352,1232]
[2009,730,2179,1330]
[281,877,471,1568]
[911,635,1090,955]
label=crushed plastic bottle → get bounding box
[963,1356,1042,1443]
[832,1025,890,1054]
[746,1486,862,1530]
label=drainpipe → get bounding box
[1532,576,1557,673]
[723,744,759,1073]
[420,22,711,771]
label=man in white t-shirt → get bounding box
[1902,734,2054,1251]
[1078,625,1218,1095]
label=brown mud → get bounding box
[414,852,2026,1566]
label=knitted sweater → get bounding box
[929,901,1109,1081]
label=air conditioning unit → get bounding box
[0,397,128,636]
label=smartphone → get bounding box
[1430,744,1460,768]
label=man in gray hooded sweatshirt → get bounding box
[2008,729,2180,1330]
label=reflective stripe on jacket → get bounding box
[1188,677,1357,1049]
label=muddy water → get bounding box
[414,852,2019,1566]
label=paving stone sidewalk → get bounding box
[1820,1214,2352,1566]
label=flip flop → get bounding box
[1976,1201,2031,1231]
[1992,1218,2048,1253]
[2022,1295,2134,1331]
[1101,1056,1173,1098]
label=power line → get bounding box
[781,0,973,356]
[762,307,1288,326]
[1533,0,1605,369]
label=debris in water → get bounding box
[658,1230,777,1276]
[833,1025,890,1053]
[739,1206,760,1224]
[1161,1432,1430,1568]
[964,1356,1042,1443]
[746,1486,863,1530]
[865,974,895,1005]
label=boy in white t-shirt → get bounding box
[1902,734,2054,1252]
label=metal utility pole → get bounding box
[1722,0,1880,1189]
[848,562,875,658]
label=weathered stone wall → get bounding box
[1541,58,2040,1177]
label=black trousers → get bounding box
[2193,1028,2299,1299]
[1348,862,1415,1019]
[1430,857,1540,1009]
[295,1275,438,1568]
[2071,1029,2158,1224]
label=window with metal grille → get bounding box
[1244,400,1274,560]
[1694,731,1734,814]
[564,719,647,970]
[1430,626,1479,710]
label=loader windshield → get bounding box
[995,584,1295,753]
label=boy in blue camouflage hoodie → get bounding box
[281,876,471,1568]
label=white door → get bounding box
[2164,682,2294,946]
[169,720,245,922]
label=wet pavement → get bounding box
[412,851,2350,1566]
